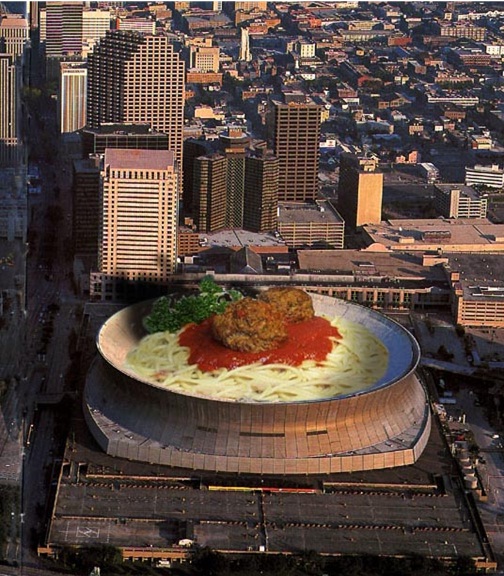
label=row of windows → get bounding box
[106,170,175,179]
[103,198,176,205]
[103,214,176,221]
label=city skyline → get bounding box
[2,1,504,574]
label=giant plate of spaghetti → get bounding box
[97,293,419,404]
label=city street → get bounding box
[0,113,82,569]
[453,387,504,563]
[20,140,81,567]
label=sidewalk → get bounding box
[0,379,23,484]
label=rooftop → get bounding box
[104,148,174,170]
[448,253,504,301]
[363,218,504,251]
[435,183,480,200]
[46,368,487,563]
[279,201,343,224]
[469,164,504,174]
[85,123,162,135]
[203,229,287,250]
[298,249,447,284]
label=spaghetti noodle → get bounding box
[125,316,388,403]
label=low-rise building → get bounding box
[278,200,344,248]
[436,103,466,121]
[469,135,492,150]
[447,253,504,327]
[362,218,504,253]
[425,91,479,108]
[297,249,450,312]
[434,21,486,41]
[465,164,504,189]
[418,162,439,183]
[434,184,487,219]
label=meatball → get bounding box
[211,297,288,353]
[258,287,314,323]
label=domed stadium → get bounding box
[83,294,431,475]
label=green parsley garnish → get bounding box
[144,276,242,334]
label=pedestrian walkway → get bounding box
[0,380,22,483]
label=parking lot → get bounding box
[44,405,490,563]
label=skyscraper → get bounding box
[221,129,249,228]
[337,153,383,231]
[39,5,110,58]
[82,7,112,57]
[98,149,179,282]
[193,153,227,233]
[0,53,21,165]
[28,2,40,32]
[269,95,321,202]
[44,1,83,58]
[42,2,84,80]
[74,126,171,274]
[192,141,279,234]
[73,155,101,256]
[192,129,249,233]
[182,138,213,215]
[243,150,279,233]
[87,30,185,167]
[0,14,29,59]
[59,61,87,133]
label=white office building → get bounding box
[465,164,504,189]
[59,62,87,133]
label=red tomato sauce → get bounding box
[178,316,341,372]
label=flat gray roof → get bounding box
[364,218,504,250]
[436,183,481,200]
[204,229,286,249]
[298,249,447,282]
[448,253,504,301]
[279,201,343,224]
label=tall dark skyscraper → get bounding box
[269,96,321,203]
[193,146,279,234]
[193,153,227,233]
[221,129,249,228]
[43,2,84,79]
[45,1,83,58]
[87,30,185,167]
[243,150,279,233]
